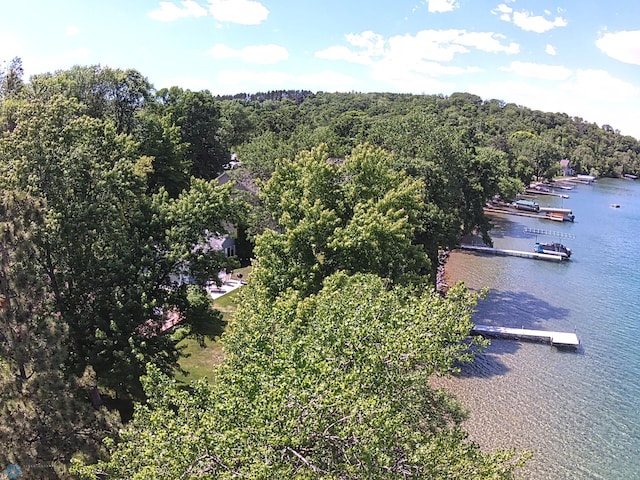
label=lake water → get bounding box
[441,178,640,479]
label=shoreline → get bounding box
[435,249,538,478]
[435,180,640,480]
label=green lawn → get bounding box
[175,266,251,382]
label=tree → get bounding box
[218,99,257,149]
[0,57,24,99]
[74,273,527,479]
[29,65,152,135]
[0,94,240,398]
[0,190,117,479]
[367,112,507,263]
[253,143,430,298]
[234,130,295,180]
[133,108,190,196]
[157,87,228,179]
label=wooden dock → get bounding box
[472,324,580,349]
[525,188,569,198]
[459,244,564,262]
[484,207,575,223]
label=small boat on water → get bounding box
[610,203,621,208]
[544,211,575,222]
[535,242,572,259]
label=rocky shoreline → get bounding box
[436,249,450,295]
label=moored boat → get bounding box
[535,241,572,258]
[544,211,575,222]
[513,199,540,212]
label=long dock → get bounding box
[459,244,564,262]
[472,324,580,349]
[525,188,569,198]
[483,207,575,223]
[484,207,541,219]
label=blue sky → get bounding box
[2,0,639,138]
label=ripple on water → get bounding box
[440,180,640,479]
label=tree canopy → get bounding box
[75,275,527,480]
[4,61,637,478]
[252,143,429,298]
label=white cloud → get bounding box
[316,31,385,65]
[317,29,515,95]
[387,31,469,63]
[545,44,557,56]
[426,0,459,13]
[297,71,360,91]
[148,0,207,21]
[569,69,639,102]
[0,33,22,59]
[513,11,567,32]
[315,29,520,96]
[492,4,512,22]
[206,44,288,64]
[316,45,373,65]
[370,66,455,94]
[346,31,386,57]
[158,76,213,91]
[493,5,568,33]
[66,25,80,36]
[317,29,518,69]
[500,61,571,81]
[207,0,268,25]
[596,31,640,66]
[454,31,519,54]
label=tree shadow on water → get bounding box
[457,340,515,379]
[474,288,570,329]
[484,215,534,241]
[458,289,572,378]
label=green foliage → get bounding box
[0,190,118,478]
[0,57,25,100]
[75,275,527,479]
[0,93,241,398]
[157,86,228,179]
[226,90,640,181]
[28,65,152,134]
[133,108,190,196]
[234,130,295,180]
[253,143,429,298]
[9,67,638,477]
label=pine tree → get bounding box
[0,190,118,479]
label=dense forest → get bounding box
[0,59,637,478]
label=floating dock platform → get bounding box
[459,244,564,262]
[483,207,575,223]
[525,188,569,198]
[472,324,580,349]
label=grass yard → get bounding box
[176,266,251,382]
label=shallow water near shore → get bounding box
[441,178,640,479]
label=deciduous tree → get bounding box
[74,274,527,479]
[253,143,429,298]
[0,94,239,398]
